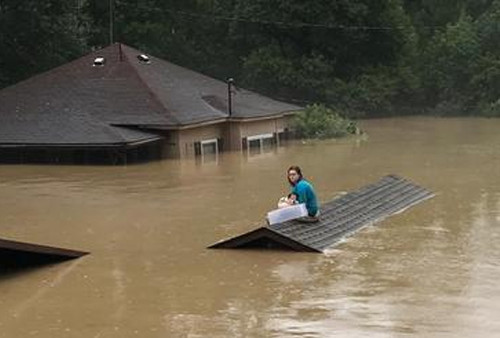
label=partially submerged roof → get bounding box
[0,237,88,268]
[0,43,301,147]
[209,175,435,253]
[123,44,302,124]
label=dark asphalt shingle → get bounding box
[209,175,435,252]
[0,43,302,147]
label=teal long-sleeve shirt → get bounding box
[291,179,319,216]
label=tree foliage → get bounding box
[1,0,499,117]
[0,0,89,88]
[291,104,358,139]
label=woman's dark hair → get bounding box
[287,165,303,186]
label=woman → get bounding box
[287,166,319,220]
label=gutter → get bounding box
[126,109,302,131]
[0,136,164,150]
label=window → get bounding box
[202,139,217,155]
[195,138,219,163]
[246,133,276,156]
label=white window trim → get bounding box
[246,133,276,156]
[247,133,274,142]
[200,138,219,158]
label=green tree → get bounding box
[420,14,480,112]
[291,103,357,139]
[2,0,499,118]
[0,0,89,88]
[471,0,500,115]
[233,0,417,115]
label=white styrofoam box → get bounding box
[267,203,308,225]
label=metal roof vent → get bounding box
[93,57,106,67]
[137,54,150,64]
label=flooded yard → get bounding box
[1,117,500,337]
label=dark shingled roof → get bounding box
[0,237,88,261]
[0,43,302,147]
[209,175,435,252]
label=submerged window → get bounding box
[202,139,217,155]
[246,133,276,156]
[194,138,220,163]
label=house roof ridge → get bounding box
[119,44,182,126]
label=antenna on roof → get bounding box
[109,0,114,44]
[119,43,123,61]
[227,78,234,116]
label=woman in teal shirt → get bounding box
[287,166,319,220]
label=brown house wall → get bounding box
[164,131,180,158]
[228,117,291,151]
[177,124,225,158]
[163,116,293,158]
[235,117,290,149]
[239,118,287,137]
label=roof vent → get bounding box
[93,57,105,67]
[137,54,150,64]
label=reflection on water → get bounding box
[1,117,500,337]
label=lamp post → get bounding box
[227,77,234,116]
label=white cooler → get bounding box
[267,203,308,225]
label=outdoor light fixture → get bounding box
[93,57,106,66]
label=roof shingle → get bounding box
[0,43,302,147]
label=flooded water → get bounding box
[1,116,500,337]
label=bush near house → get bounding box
[291,104,358,139]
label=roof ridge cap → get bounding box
[120,45,181,125]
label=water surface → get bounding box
[1,117,499,337]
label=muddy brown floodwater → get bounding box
[1,117,500,337]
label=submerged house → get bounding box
[0,43,301,164]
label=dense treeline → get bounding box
[1,0,499,117]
